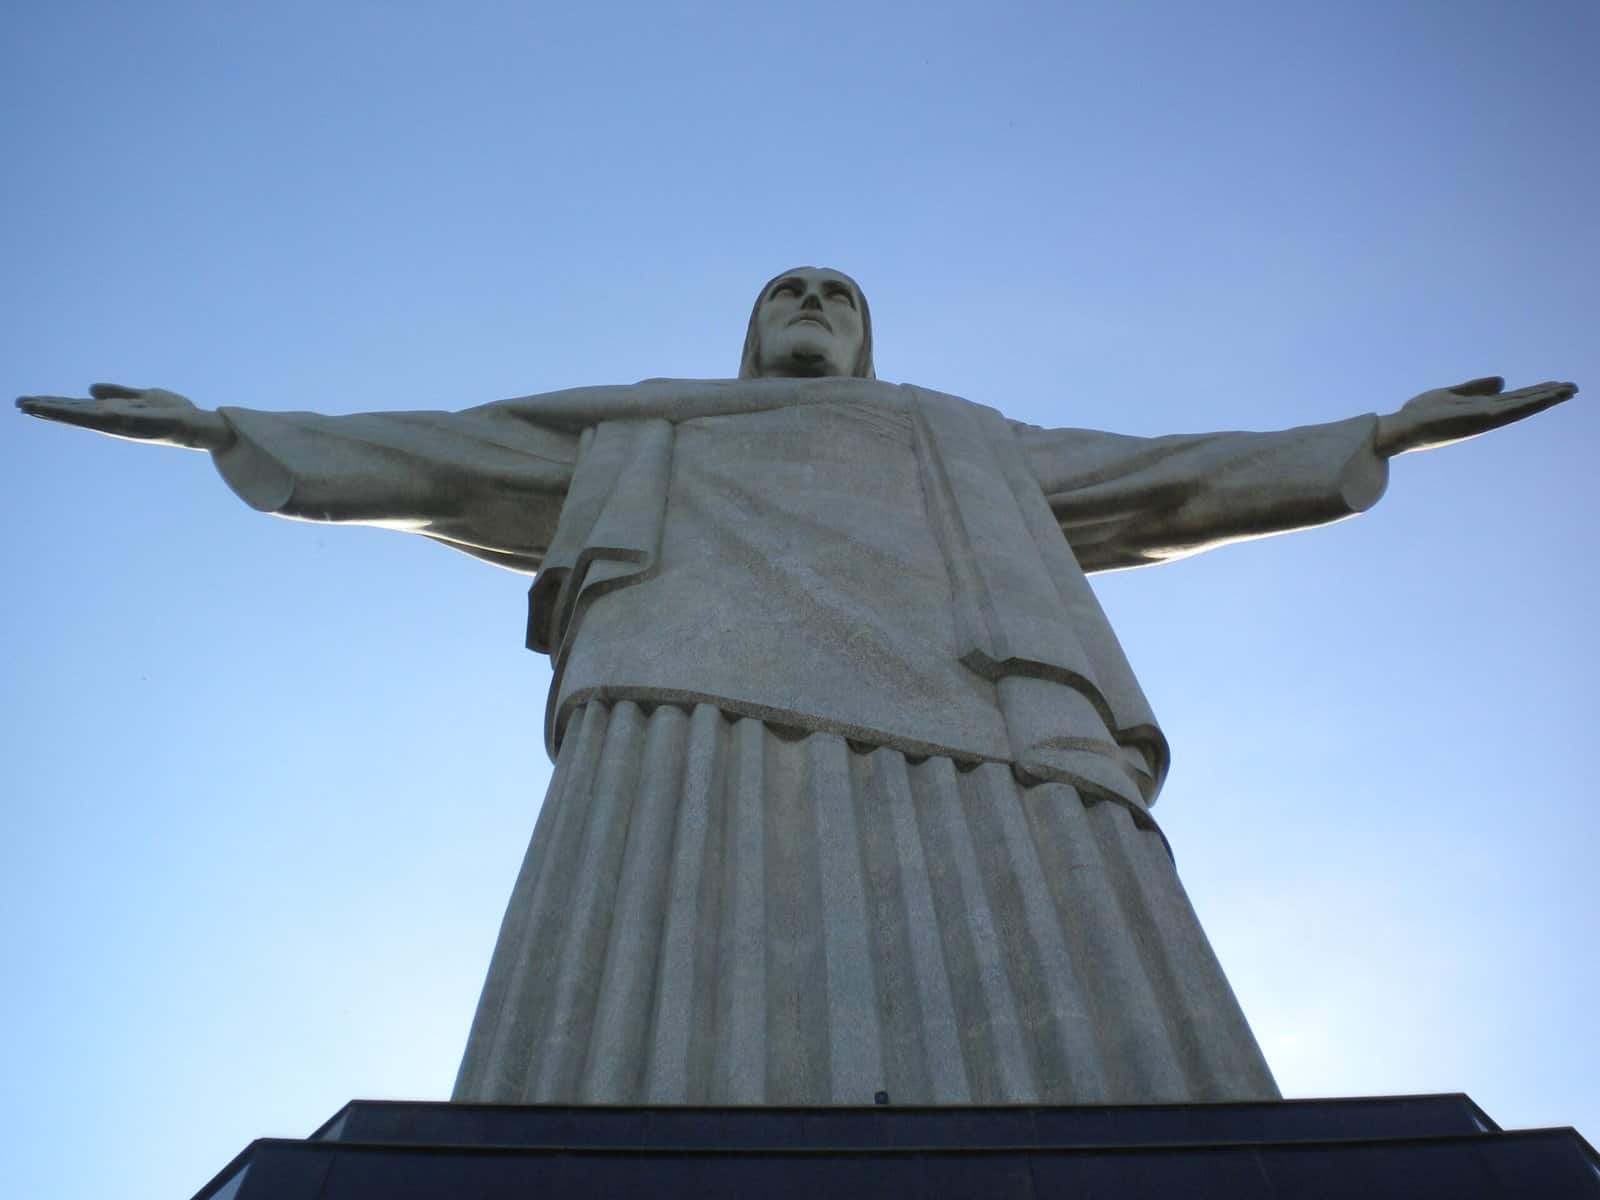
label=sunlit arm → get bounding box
[16,382,579,574]
[1019,375,1576,573]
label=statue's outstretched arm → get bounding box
[1019,375,1576,573]
[15,375,865,573]
[17,382,580,574]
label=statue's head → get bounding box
[739,266,874,380]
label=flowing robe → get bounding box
[211,377,1388,1104]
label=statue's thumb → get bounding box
[1452,376,1504,396]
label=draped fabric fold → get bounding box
[454,701,1279,1106]
[527,418,675,755]
[213,383,1384,818]
[528,386,1178,809]
[909,389,1166,807]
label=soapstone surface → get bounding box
[14,267,1577,1104]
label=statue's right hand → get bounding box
[15,383,233,451]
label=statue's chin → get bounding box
[775,351,836,378]
[755,341,846,378]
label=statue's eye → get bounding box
[771,282,802,299]
[826,289,855,307]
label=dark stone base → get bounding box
[194,1094,1599,1199]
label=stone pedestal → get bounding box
[193,1093,1599,1198]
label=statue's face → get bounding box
[753,268,865,378]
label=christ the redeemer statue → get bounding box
[18,267,1575,1107]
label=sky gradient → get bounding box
[4,3,1596,1197]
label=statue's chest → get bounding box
[668,401,940,579]
[551,399,1013,762]
[678,398,916,474]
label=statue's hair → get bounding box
[738,267,875,380]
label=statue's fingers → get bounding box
[1499,381,1572,401]
[1479,383,1576,428]
[1450,376,1505,397]
[89,382,145,400]
[15,394,114,428]
[17,394,92,415]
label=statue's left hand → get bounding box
[1376,376,1577,457]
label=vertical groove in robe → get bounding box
[454,701,609,1101]
[871,749,971,1102]
[454,702,1277,1105]
[684,706,730,1102]
[963,763,1110,1101]
[450,738,569,1100]
[644,704,724,1102]
[580,704,687,1100]
[1102,804,1280,1100]
[913,756,1036,1103]
[528,700,645,1100]
[714,716,767,1102]
[809,734,884,1101]
[1079,801,1205,1093]
[1024,788,1188,1099]
[760,731,828,1102]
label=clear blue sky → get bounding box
[4,3,1595,1197]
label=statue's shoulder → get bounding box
[634,376,912,418]
[894,381,1010,426]
[491,377,1011,428]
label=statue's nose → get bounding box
[801,293,822,310]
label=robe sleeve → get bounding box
[211,400,580,574]
[1017,414,1390,572]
